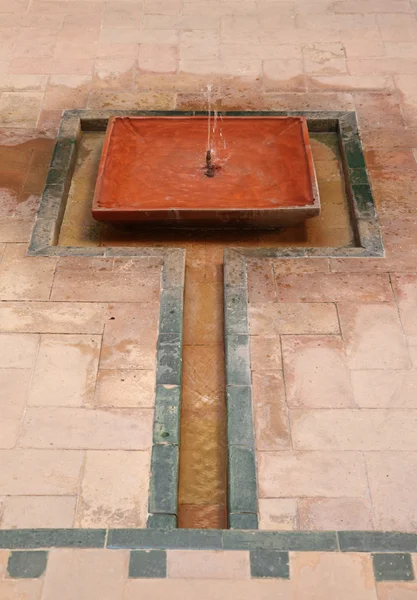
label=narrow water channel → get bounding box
[177,248,228,529]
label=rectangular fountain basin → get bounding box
[92,115,320,228]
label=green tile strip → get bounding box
[0,529,106,549]
[7,551,48,579]
[338,532,417,553]
[148,250,185,529]
[224,249,258,530]
[250,549,290,579]
[372,553,415,582]
[0,529,410,556]
[129,550,167,578]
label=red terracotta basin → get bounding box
[92,116,320,227]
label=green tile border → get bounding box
[250,549,290,579]
[7,551,48,579]
[128,550,167,578]
[0,530,106,549]
[372,553,414,582]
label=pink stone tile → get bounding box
[263,60,306,92]
[291,553,377,600]
[51,259,161,302]
[2,496,76,528]
[248,303,339,335]
[338,302,410,369]
[42,549,128,600]
[0,550,7,577]
[0,333,39,368]
[0,218,33,242]
[125,580,292,600]
[252,371,291,451]
[376,582,417,600]
[103,3,142,29]
[20,407,153,450]
[0,368,31,449]
[76,450,150,527]
[0,449,83,495]
[298,497,374,530]
[366,452,417,530]
[377,14,417,42]
[303,42,347,75]
[167,550,250,579]
[0,301,106,334]
[282,335,354,408]
[28,334,101,407]
[275,273,392,302]
[9,57,95,75]
[94,370,155,408]
[341,28,384,57]
[351,370,417,407]
[258,498,298,530]
[247,259,275,303]
[309,74,393,91]
[272,258,330,274]
[0,243,56,301]
[100,303,159,369]
[0,580,43,600]
[291,408,417,450]
[335,0,411,12]
[13,28,58,58]
[43,74,90,110]
[138,43,178,73]
[258,451,368,498]
[250,336,282,371]
[92,58,136,90]
[392,274,417,335]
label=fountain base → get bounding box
[92,116,320,228]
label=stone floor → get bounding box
[2,0,417,596]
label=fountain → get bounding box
[92,113,320,228]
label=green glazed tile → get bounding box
[373,553,414,582]
[107,529,222,550]
[250,549,290,579]
[159,288,184,334]
[156,333,182,386]
[7,551,48,579]
[152,385,181,445]
[225,334,251,386]
[149,444,179,515]
[0,529,106,549]
[147,514,177,530]
[228,445,257,514]
[129,550,167,578]
[226,386,255,448]
[229,513,258,530]
[338,532,417,553]
[224,287,249,335]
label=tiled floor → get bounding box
[1,0,417,595]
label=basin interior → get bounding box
[92,116,319,223]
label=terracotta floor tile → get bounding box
[0,91,43,127]
[365,452,417,530]
[351,370,417,407]
[247,258,276,303]
[258,498,298,530]
[250,336,282,371]
[248,302,339,335]
[20,407,153,450]
[167,550,250,579]
[298,497,374,530]
[291,408,417,451]
[338,302,410,369]
[0,449,83,495]
[376,582,417,600]
[0,580,43,600]
[0,243,56,301]
[0,368,31,448]
[275,273,392,302]
[100,303,159,370]
[42,550,128,600]
[28,334,101,407]
[126,580,292,600]
[0,301,106,334]
[392,274,417,335]
[291,553,377,600]
[2,495,76,528]
[258,451,368,498]
[94,369,155,408]
[252,371,291,451]
[0,333,39,368]
[76,450,150,528]
[282,335,354,408]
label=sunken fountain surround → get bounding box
[22,110,385,547]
